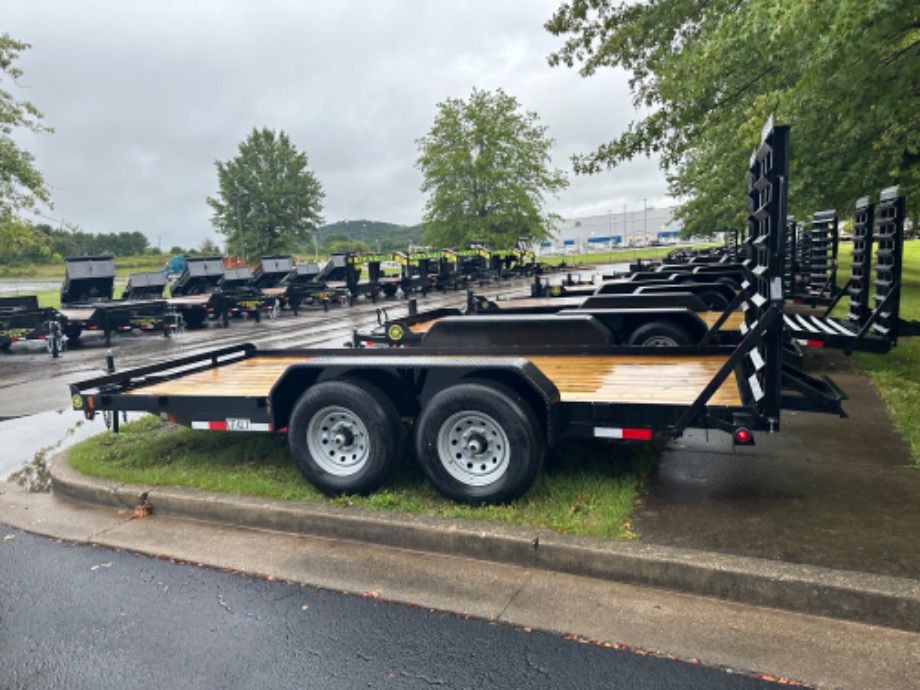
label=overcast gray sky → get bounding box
[6,0,671,249]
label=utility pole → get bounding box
[643,198,648,242]
[623,204,628,246]
[235,191,248,264]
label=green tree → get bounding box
[207,128,325,260]
[0,211,50,265]
[0,34,52,217]
[1,34,54,256]
[416,88,568,248]
[545,0,920,234]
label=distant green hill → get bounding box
[317,220,424,252]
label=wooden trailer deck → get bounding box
[127,353,742,407]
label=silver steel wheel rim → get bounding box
[643,334,679,347]
[306,405,370,477]
[436,410,511,487]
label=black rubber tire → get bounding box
[627,321,693,347]
[696,290,730,311]
[716,277,741,291]
[183,312,206,329]
[415,381,543,505]
[63,325,82,342]
[382,284,398,297]
[0,342,11,351]
[288,379,404,496]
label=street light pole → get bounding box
[643,198,648,242]
[235,191,248,264]
[623,204,628,247]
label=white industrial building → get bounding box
[541,205,683,254]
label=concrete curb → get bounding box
[51,454,920,633]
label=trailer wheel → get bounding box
[63,325,82,343]
[415,381,543,504]
[627,321,693,347]
[696,290,730,311]
[183,312,206,329]
[289,379,404,495]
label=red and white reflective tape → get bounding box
[191,420,273,432]
[593,427,653,440]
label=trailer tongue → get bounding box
[68,117,846,504]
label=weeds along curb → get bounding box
[51,451,920,634]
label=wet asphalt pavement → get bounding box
[1,527,783,689]
[635,347,920,579]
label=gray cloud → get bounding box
[7,0,671,249]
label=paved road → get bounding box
[0,527,780,689]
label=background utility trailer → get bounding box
[0,295,64,356]
[58,256,176,345]
[353,292,745,348]
[70,117,844,504]
[532,273,737,311]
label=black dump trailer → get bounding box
[122,271,168,300]
[317,253,379,302]
[252,256,300,312]
[166,256,229,328]
[220,267,278,320]
[279,261,351,312]
[70,117,845,505]
[0,295,64,356]
[252,256,294,291]
[58,256,176,345]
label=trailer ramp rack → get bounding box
[782,188,919,354]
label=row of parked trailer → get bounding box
[68,116,915,506]
[0,241,545,356]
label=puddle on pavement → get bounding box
[0,408,110,490]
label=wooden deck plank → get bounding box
[126,356,309,398]
[527,354,740,406]
[127,353,741,407]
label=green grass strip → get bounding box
[68,415,659,539]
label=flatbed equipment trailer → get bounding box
[353,292,746,348]
[70,117,844,504]
[532,273,738,311]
